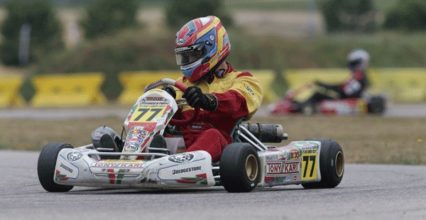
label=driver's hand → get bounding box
[162,86,176,99]
[183,86,217,111]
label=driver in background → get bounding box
[164,16,263,161]
[300,49,370,110]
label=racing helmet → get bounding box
[347,49,370,71]
[175,16,231,83]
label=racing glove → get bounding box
[162,86,176,99]
[183,86,217,111]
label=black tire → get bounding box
[220,143,260,192]
[37,143,74,192]
[367,96,386,115]
[302,140,344,189]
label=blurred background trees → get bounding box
[81,0,139,39]
[319,0,377,32]
[165,0,232,28]
[384,0,426,30]
[0,0,63,66]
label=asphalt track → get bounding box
[0,150,425,220]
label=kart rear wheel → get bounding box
[302,140,344,189]
[220,143,260,192]
[37,143,74,192]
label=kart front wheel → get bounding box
[220,143,260,192]
[302,140,344,189]
[367,96,386,115]
[37,143,74,192]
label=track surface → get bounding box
[0,151,425,220]
[0,103,426,120]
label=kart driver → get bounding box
[300,49,370,110]
[165,16,263,161]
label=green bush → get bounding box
[0,0,63,66]
[384,0,426,30]
[319,0,377,32]
[165,0,232,28]
[81,0,139,39]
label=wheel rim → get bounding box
[335,151,344,177]
[245,154,259,182]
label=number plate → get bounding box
[301,153,319,181]
[129,107,165,123]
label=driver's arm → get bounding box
[212,72,263,119]
[174,72,263,120]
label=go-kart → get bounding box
[270,83,386,115]
[37,78,345,193]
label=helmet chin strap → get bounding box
[197,58,228,84]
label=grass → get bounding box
[0,115,425,165]
[257,116,426,165]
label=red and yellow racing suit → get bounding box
[174,63,263,161]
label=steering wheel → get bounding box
[144,78,199,126]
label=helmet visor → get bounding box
[175,43,206,66]
[348,58,362,70]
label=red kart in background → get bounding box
[269,84,386,115]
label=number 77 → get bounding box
[134,108,162,121]
[302,155,316,178]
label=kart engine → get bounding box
[240,123,288,143]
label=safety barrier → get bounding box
[373,68,426,102]
[285,68,348,89]
[118,71,181,105]
[0,75,25,107]
[31,73,106,107]
[284,68,426,102]
[8,68,425,108]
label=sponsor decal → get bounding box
[176,173,208,185]
[55,170,69,181]
[106,169,127,184]
[301,147,318,154]
[93,161,144,169]
[265,155,279,161]
[290,149,300,160]
[67,151,82,161]
[124,126,147,151]
[60,163,73,173]
[172,166,202,175]
[129,126,147,137]
[293,142,319,154]
[124,142,139,152]
[165,106,174,121]
[266,162,299,174]
[128,122,156,132]
[264,176,286,184]
[168,153,194,163]
[144,96,166,102]
[139,102,169,106]
[243,83,255,96]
